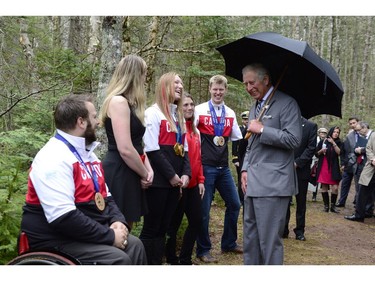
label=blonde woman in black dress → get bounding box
[100,54,153,230]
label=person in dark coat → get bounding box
[315,126,342,213]
[284,116,317,241]
[232,110,249,205]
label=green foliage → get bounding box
[0,127,49,264]
[0,127,50,170]
[0,157,28,264]
[13,101,55,134]
[35,48,100,94]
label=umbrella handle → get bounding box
[244,65,288,140]
[244,106,267,140]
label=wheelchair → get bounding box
[7,232,81,265]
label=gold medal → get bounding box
[174,143,180,155]
[179,144,185,157]
[94,192,105,211]
[174,143,185,157]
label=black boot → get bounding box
[140,238,153,265]
[152,237,166,265]
[312,192,317,202]
[140,237,166,265]
[330,194,340,213]
[322,192,329,212]
[165,234,179,265]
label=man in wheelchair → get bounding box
[16,94,147,265]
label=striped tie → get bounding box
[255,100,262,118]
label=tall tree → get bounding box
[95,16,123,157]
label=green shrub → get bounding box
[0,127,49,264]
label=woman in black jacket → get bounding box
[315,126,342,213]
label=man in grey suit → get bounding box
[241,63,302,265]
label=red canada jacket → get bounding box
[185,120,205,188]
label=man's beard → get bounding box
[84,120,97,145]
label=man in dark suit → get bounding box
[232,110,249,205]
[283,117,317,241]
[241,63,302,265]
[336,117,360,207]
[345,128,375,222]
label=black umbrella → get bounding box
[216,31,344,119]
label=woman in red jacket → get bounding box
[165,92,205,265]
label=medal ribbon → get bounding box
[176,122,182,144]
[55,133,100,193]
[173,110,182,144]
[208,100,226,136]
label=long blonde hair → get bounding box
[100,54,147,125]
[155,72,185,133]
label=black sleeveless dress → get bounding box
[102,109,148,222]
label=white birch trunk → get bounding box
[88,16,102,63]
[61,16,71,49]
[96,16,123,158]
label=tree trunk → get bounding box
[145,16,159,97]
[88,16,102,63]
[358,17,372,114]
[96,16,123,158]
[19,17,39,94]
[61,16,71,49]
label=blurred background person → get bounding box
[336,116,360,208]
[232,110,249,205]
[283,117,317,241]
[315,126,342,213]
[311,127,328,201]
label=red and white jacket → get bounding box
[185,120,205,188]
[194,100,242,167]
[21,129,126,250]
[143,103,191,188]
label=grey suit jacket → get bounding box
[359,132,375,186]
[242,90,302,197]
[340,130,357,171]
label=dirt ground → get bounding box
[191,185,375,265]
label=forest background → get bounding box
[1,15,375,263]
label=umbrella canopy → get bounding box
[216,32,344,119]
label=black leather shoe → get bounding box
[295,234,306,241]
[365,213,374,218]
[344,214,364,222]
[335,203,345,207]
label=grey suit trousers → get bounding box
[243,196,290,265]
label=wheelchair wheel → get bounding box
[7,251,80,265]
